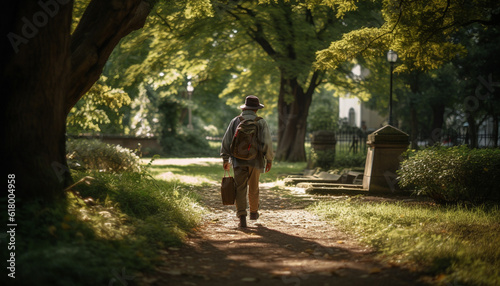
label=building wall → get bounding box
[339,93,385,132]
[360,104,385,132]
[339,94,361,127]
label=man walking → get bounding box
[220,95,274,228]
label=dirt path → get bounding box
[144,181,427,286]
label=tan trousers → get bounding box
[233,166,260,217]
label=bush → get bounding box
[398,145,500,204]
[160,128,217,157]
[309,149,336,170]
[67,139,141,172]
[332,152,366,168]
[309,150,365,170]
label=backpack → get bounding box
[230,115,262,160]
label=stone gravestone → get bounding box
[311,130,336,151]
[308,130,336,169]
[362,125,409,193]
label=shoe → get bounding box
[239,215,247,228]
[250,212,259,220]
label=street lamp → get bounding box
[387,50,398,126]
[187,82,194,130]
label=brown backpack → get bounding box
[230,116,262,160]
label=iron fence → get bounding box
[312,127,499,155]
[414,129,499,149]
[334,130,368,154]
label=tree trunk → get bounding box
[493,115,499,148]
[409,101,419,150]
[3,1,74,203]
[466,114,478,148]
[407,72,420,149]
[275,76,313,162]
[68,0,151,112]
[428,103,445,145]
[2,0,151,203]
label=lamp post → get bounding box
[187,82,194,130]
[387,50,398,126]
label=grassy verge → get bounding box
[146,158,307,184]
[309,197,500,285]
[10,169,204,286]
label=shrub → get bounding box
[67,139,141,172]
[398,145,500,204]
[309,150,366,170]
[331,152,366,169]
[309,149,336,170]
[160,128,217,157]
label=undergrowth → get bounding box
[309,198,500,286]
[10,170,204,286]
[398,145,500,204]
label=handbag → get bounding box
[221,170,236,205]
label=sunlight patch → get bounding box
[156,171,213,185]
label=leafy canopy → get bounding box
[315,0,500,72]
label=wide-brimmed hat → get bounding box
[240,95,264,110]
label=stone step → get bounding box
[297,182,364,189]
[284,176,342,186]
[304,186,369,196]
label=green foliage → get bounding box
[160,128,218,157]
[398,146,500,204]
[309,149,336,170]
[7,167,203,285]
[310,198,500,286]
[331,151,365,168]
[67,76,131,134]
[309,149,365,170]
[315,0,499,72]
[67,139,142,172]
[72,171,203,247]
[146,158,307,183]
[308,105,337,132]
[307,88,339,132]
[109,0,385,145]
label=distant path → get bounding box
[145,157,221,166]
[145,180,428,285]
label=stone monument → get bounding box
[362,125,409,193]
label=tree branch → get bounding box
[67,0,152,113]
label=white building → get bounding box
[338,64,386,132]
[338,92,385,133]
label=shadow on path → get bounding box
[147,182,428,286]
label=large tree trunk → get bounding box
[3,1,74,203]
[275,76,314,162]
[2,0,151,203]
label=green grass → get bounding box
[8,170,204,286]
[146,158,307,184]
[148,161,223,183]
[309,197,500,285]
